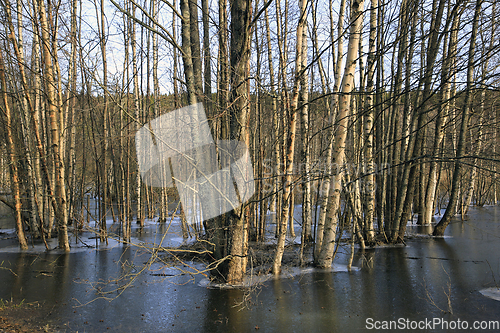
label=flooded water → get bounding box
[1,206,500,332]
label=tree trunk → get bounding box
[218,0,229,117]
[316,0,364,268]
[462,127,481,218]
[36,0,70,251]
[393,0,447,242]
[12,0,42,239]
[201,0,211,104]
[314,0,345,260]
[434,0,481,236]
[225,0,253,284]
[272,0,307,276]
[299,21,312,244]
[264,6,280,224]
[362,0,377,243]
[0,48,28,250]
[99,0,109,242]
[189,0,203,97]
[423,6,460,225]
[130,3,143,227]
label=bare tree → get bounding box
[36,0,70,251]
[272,0,308,276]
[317,0,364,268]
[434,0,482,236]
[0,46,28,250]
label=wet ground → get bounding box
[1,206,500,332]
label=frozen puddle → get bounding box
[480,288,500,301]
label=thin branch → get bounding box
[109,0,185,57]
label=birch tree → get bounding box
[314,0,345,260]
[225,0,253,283]
[362,0,378,243]
[299,5,312,245]
[272,0,307,276]
[423,5,461,225]
[36,0,70,251]
[97,0,109,241]
[434,0,482,236]
[0,47,28,250]
[462,7,494,217]
[316,0,364,268]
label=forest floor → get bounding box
[0,301,56,332]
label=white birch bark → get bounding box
[131,2,143,226]
[0,48,29,250]
[362,0,377,243]
[272,0,307,276]
[423,5,460,225]
[299,24,312,243]
[36,0,70,251]
[315,0,345,259]
[317,0,364,268]
[434,0,481,236]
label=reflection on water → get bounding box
[0,207,499,332]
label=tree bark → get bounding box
[36,0,70,251]
[362,0,378,243]
[201,0,211,104]
[393,0,448,242]
[130,2,143,227]
[189,0,203,97]
[299,24,312,244]
[434,0,481,236]
[0,48,28,250]
[98,0,109,242]
[316,0,364,268]
[423,6,460,225]
[272,0,307,276]
[225,0,253,284]
[315,0,345,260]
